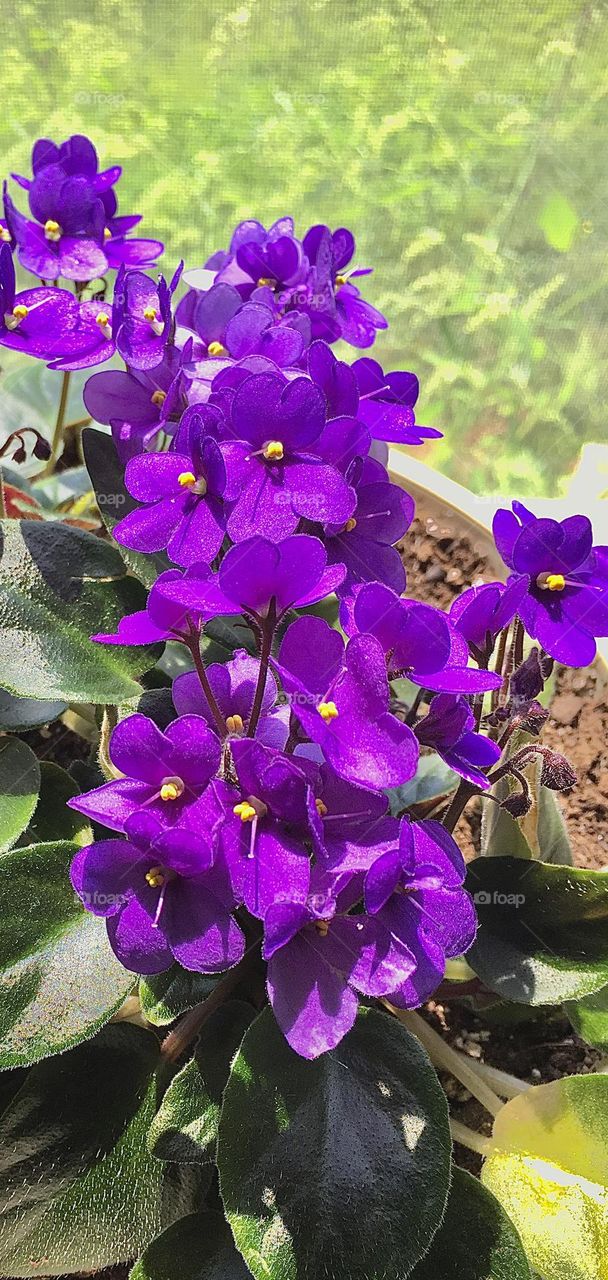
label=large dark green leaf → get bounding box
[0,1023,162,1276]
[0,518,160,703]
[0,840,133,1067]
[131,1211,251,1280]
[217,1006,451,1280]
[466,857,608,1004]
[24,761,92,846]
[410,1167,531,1279]
[0,737,40,853]
[140,965,220,1027]
[149,1002,254,1164]
[82,427,167,587]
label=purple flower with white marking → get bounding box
[71,810,243,975]
[493,502,608,667]
[115,263,182,370]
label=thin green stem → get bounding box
[450,1119,493,1158]
[386,1005,505,1117]
[43,370,71,476]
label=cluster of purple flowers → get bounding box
[7,134,607,1058]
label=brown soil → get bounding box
[400,513,608,870]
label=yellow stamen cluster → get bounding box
[1,227,12,243]
[208,340,227,357]
[146,866,165,888]
[315,798,328,817]
[335,274,348,287]
[4,304,29,330]
[143,305,158,321]
[263,440,284,461]
[160,776,185,802]
[546,573,566,592]
[233,801,258,823]
[12,304,29,321]
[151,389,166,406]
[318,700,339,723]
[344,517,357,533]
[44,219,62,241]
[226,714,245,735]
[315,920,330,937]
[257,277,274,288]
[178,471,196,488]
[103,226,112,241]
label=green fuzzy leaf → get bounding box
[24,761,92,846]
[140,965,220,1027]
[217,1005,451,1280]
[0,840,133,1067]
[149,1002,254,1164]
[482,1075,608,1280]
[410,1167,531,1279]
[387,754,459,815]
[566,985,608,1053]
[0,737,40,853]
[0,690,66,733]
[131,1211,251,1280]
[82,427,167,588]
[0,1023,163,1277]
[466,857,608,1004]
[0,518,160,703]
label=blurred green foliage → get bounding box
[2,0,607,495]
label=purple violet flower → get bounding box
[220,369,357,542]
[84,347,186,461]
[449,576,530,663]
[115,263,182,370]
[173,648,289,748]
[0,242,82,361]
[71,810,244,974]
[299,224,388,348]
[157,534,345,622]
[352,356,443,446]
[275,614,419,790]
[414,693,501,788]
[3,180,108,284]
[68,711,223,834]
[113,424,227,567]
[493,502,608,667]
[91,569,198,646]
[324,456,414,599]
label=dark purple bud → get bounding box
[510,648,544,704]
[501,789,533,818]
[540,749,577,791]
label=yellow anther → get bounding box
[143,305,158,321]
[335,274,348,288]
[546,573,566,592]
[226,714,245,735]
[208,340,227,357]
[315,799,328,817]
[233,801,257,823]
[263,440,284,461]
[178,471,197,488]
[145,866,165,888]
[160,776,185,802]
[0,227,11,242]
[318,700,339,723]
[103,226,112,241]
[151,389,166,406]
[96,311,110,327]
[344,517,357,533]
[12,304,28,321]
[315,920,330,937]
[44,219,62,241]
[4,304,28,330]
[257,277,274,288]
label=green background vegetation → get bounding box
[2,0,607,496]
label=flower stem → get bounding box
[385,1005,505,1117]
[43,370,71,477]
[441,779,478,833]
[186,631,228,739]
[450,1118,493,1157]
[248,611,275,737]
[470,1059,530,1099]
[161,943,260,1062]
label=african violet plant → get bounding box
[0,134,607,1280]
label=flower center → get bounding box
[103,226,112,241]
[315,920,330,936]
[226,713,245,735]
[151,389,166,406]
[343,517,357,533]
[233,795,268,823]
[263,440,284,461]
[257,277,275,288]
[318,700,339,723]
[4,304,28,331]
[207,340,227,357]
[178,470,207,495]
[44,219,62,241]
[315,798,328,816]
[0,227,11,243]
[145,865,166,888]
[160,775,185,802]
[143,305,164,336]
[537,572,566,592]
[95,311,113,340]
[335,274,348,287]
